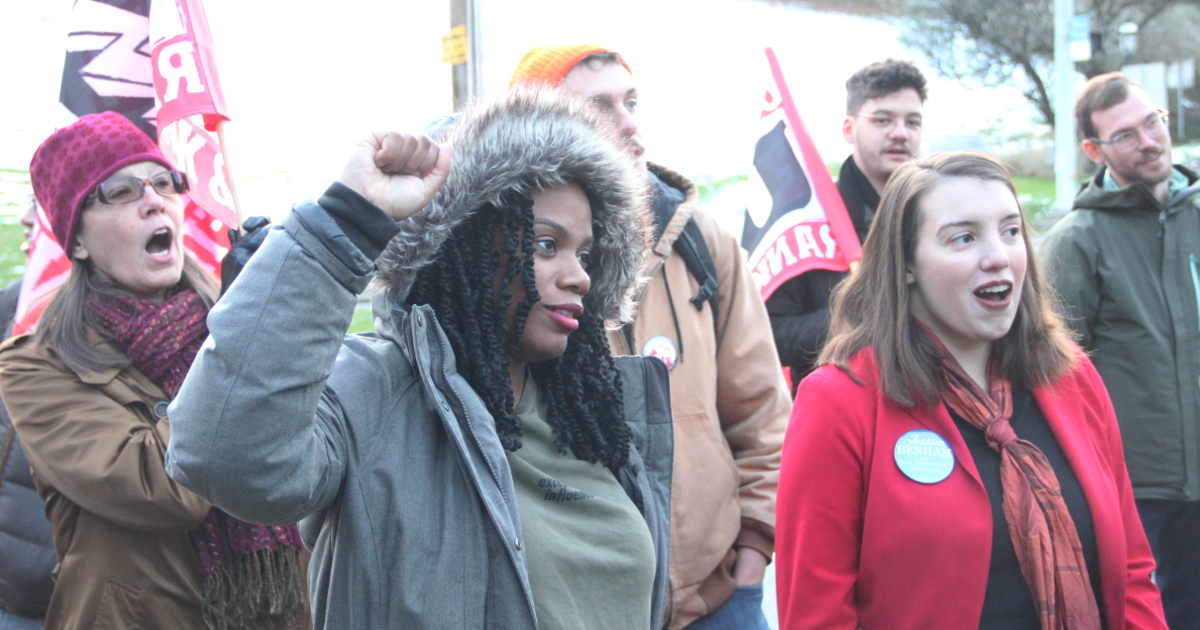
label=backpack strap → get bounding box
[674,218,720,329]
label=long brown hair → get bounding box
[33,255,218,374]
[819,150,1076,407]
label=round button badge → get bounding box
[894,429,955,484]
[642,336,678,370]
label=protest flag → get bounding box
[150,0,239,235]
[741,47,863,302]
[11,208,73,337]
[14,0,235,336]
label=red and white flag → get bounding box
[741,47,862,301]
[11,209,73,337]
[14,0,234,336]
[151,0,237,238]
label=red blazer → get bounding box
[776,348,1166,629]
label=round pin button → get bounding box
[894,429,954,484]
[641,336,678,370]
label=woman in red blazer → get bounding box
[776,151,1166,630]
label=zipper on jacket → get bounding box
[1159,210,1167,238]
[430,321,509,504]
[1190,254,1200,332]
[425,318,540,619]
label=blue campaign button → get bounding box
[894,429,954,484]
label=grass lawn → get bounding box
[0,217,28,288]
[0,173,1062,332]
[1013,176,1058,221]
[828,164,1058,220]
[349,302,375,334]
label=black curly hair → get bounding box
[846,59,928,116]
[406,188,631,471]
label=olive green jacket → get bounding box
[1041,164,1200,501]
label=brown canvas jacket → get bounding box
[0,333,309,630]
[608,163,790,628]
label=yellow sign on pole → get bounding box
[442,25,467,65]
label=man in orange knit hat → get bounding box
[512,46,790,630]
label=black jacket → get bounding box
[0,280,55,619]
[765,155,878,389]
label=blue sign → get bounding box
[894,430,954,484]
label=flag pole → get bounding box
[214,118,245,229]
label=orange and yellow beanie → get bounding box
[509,44,631,87]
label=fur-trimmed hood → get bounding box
[376,88,651,325]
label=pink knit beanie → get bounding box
[29,112,174,249]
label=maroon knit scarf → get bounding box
[87,288,307,630]
[923,329,1101,630]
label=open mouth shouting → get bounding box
[974,281,1013,308]
[146,226,174,261]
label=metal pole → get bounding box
[1053,0,1077,216]
[1179,85,1185,140]
[450,0,483,110]
[467,0,483,101]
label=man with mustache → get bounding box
[511,46,791,630]
[1042,72,1200,629]
[765,59,926,391]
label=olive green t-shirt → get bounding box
[505,377,655,630]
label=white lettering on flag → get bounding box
[157,40,207,101]
[160,120,206,179]
[793,225,822,259]
[210,151,232,209]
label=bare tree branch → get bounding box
[757,0,1200,127]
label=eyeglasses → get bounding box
[851,114,923,133]
[1089,109,1170,153]
[88,170,189,206]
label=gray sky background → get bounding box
[0,0,1041,216]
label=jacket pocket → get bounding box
[90,580,142,630]
[674,411,739,511]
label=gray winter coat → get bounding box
[166,89,670,629]
[1041,165,1200,501]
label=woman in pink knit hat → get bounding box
[0,112,309,630]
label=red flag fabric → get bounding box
[12,208,71,337]
[149,0,228,129]
[741,47,863,301]
[151,0,237,229]
[13,0,233,336]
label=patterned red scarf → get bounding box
[87,288,307,630]
[923,329,1101,630]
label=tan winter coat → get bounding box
[608,164,791,628]
[0,333,308,630]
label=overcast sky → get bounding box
[0,0,1040,216]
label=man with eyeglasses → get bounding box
[1042,72,1200,629]
[766,59,927,390]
